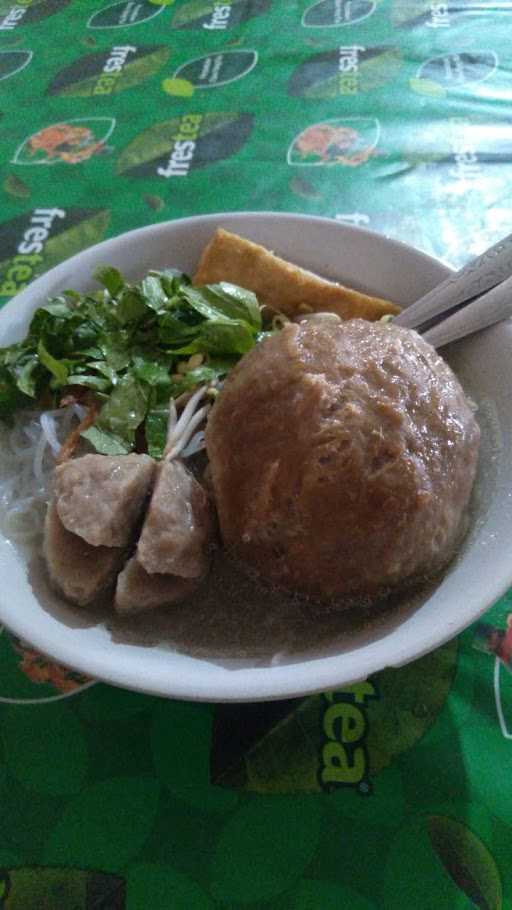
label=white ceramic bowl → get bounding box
[0,212,510,702]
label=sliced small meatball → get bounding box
[115,556,198,615]
[137,459,214,579]
[44,502,124,606]
[55,453,156,547]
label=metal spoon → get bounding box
[395,231,512,331]
[422,272,512,348]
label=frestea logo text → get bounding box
[116,111,252,177]
[449,118,481,183]
[0,208,65,297]
[203,0,233,29]
[427,1,450,27]
[288,46,401,99]
[157,114,203,177]
[319,681,378,792]
[0,0,32,30]
[93,45,136,94]
[338,45,364,95]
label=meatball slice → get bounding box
[44,502,125,607]
[54,453,156,547]
[115,556,199,615]
[136,459,214,579]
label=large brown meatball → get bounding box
[205,317,480,603]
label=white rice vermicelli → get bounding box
[0,404,84,544]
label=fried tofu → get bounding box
[193,228,400,321]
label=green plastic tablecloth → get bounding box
[1,1,512,907]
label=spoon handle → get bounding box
[422,273,512,348]
[395,231,512,330]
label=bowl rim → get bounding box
[0,210,456,323]
[0,210,508,703]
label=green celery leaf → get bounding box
[96,373,149,445]
[78,346,104,359]
[181,283,262,331]
[115,288,147,325]
[29,304,100,357]
[0,341,24,368]
[186,365,224,385]
[132,353,172,387]
[158,310,203,346]
[141,275,169,312]
[151,269,190,297]
[172,361,231,398]
[0,264,267,431]
[39,300,75,319]
[16,357,41,398]
[81,425,132,455]
[94,265,124,297]
[197,319,255,355]
[145,407,169,459]
[37,340,69,386]
[100,334,132,371]
[71,320,103,351]
[205,282,262,330]
[67,374,111,392]
[60,289,82,303]
[86,361,118,384]
[180,285,232,322]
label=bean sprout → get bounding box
[164,384,211,461]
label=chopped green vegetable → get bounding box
[0,267,272,455]
[37,340,69,387]
[80,425,131,456]
[131,352,174,387]
[16,356,42,398]
[180,282,261,331]
[96,373,149,448]
[145,406,170,460]
[94,265,124,297]
[140,275,169,312]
